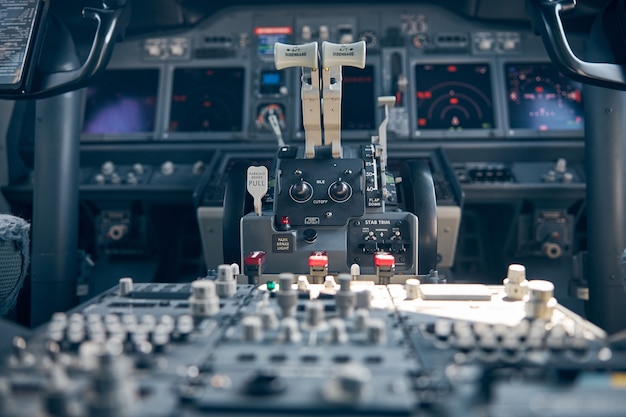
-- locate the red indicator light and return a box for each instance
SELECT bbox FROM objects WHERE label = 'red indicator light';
[535,86,544,93]
[447,65,457,73]
[245,251,266,266]
[254,26,293,35]
[374,253,395,267]
[308,251,328,267]
[449,97,459,105]
[418,118,427,127]
[203,101,212,107]
[280,216,290,225]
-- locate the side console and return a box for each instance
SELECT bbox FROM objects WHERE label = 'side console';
[234,41,436,277]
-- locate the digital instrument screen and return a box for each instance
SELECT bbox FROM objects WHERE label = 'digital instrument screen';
[83,69,159,134]
[505,63,583,131]
[0,0,48,93]
[169,67,245,132]
[255,27,292,57]
[259,70,284,95]
[342,65,376,130]
[414,63,495,130]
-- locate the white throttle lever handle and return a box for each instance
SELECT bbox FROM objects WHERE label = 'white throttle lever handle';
[320,41,366,158]
[274,42,319,70]
[274,42,321,159]
[321,41,366,69]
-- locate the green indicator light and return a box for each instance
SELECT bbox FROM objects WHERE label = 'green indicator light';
[266,281,276,291]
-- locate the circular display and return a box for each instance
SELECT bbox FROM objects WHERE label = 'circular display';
[414,63,494,130]
[505,63,583,131]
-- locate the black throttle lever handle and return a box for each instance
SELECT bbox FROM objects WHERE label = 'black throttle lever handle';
[526,0,626,90]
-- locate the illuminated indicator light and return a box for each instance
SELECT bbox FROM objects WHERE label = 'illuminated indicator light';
[203,101,212,107]
[576,116,582,123]
[309,251,328,267]
[446,65,457,73]
[266,281,276,290]
[539,125,548,131]
[535,86,544,93]
[573,90,582,103]
[449,97,459,105]
[418,118,427,127]
[280,216,290,225]
[374,253,395,267]
[254,26,293,35]
[245,251,266,266]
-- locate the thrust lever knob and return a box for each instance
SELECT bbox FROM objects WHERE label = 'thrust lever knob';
[289,181,313,202]
[328,181,352,202]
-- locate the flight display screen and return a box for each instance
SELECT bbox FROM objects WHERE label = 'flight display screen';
[414,63,495,131]
[83,69,159,134]
[505,63,583,131]
[342,65,376,130]
[0,0,48,94]
[169,67,245,132]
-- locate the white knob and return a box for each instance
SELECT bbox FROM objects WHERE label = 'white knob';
[242,316,263,342]
[161,161,175,176]
[101,161,115,175]
[192,160,205,176]
[405,279,421,300]
[323,363,371,404]
[118,277,134,297]
[133,163,144,175]
[478,38,492,51]
[170,44,184,57]
[319,25,329,40]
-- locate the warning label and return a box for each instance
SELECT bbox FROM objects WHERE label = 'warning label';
[272,234,294,253]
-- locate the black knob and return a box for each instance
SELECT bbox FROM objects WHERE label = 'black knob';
[303,228,318,243]
[328,181,352,202]
[289,181,313,202]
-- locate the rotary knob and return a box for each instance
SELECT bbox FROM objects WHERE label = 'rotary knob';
[328,181,352,203]
[289,181,313,203]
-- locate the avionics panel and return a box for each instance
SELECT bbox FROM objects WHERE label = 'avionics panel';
[168,67,246,135]
[82,69,160,139]
[75,4,586,145]
[413,62,497,139]
[294,64,378,140]
[504,62,584,136]
[0,0,48,94]
[341,65,377,131]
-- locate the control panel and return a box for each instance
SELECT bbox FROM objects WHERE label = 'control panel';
[1,264,624,417]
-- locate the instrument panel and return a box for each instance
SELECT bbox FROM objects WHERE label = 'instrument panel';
[79,3,586,143]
